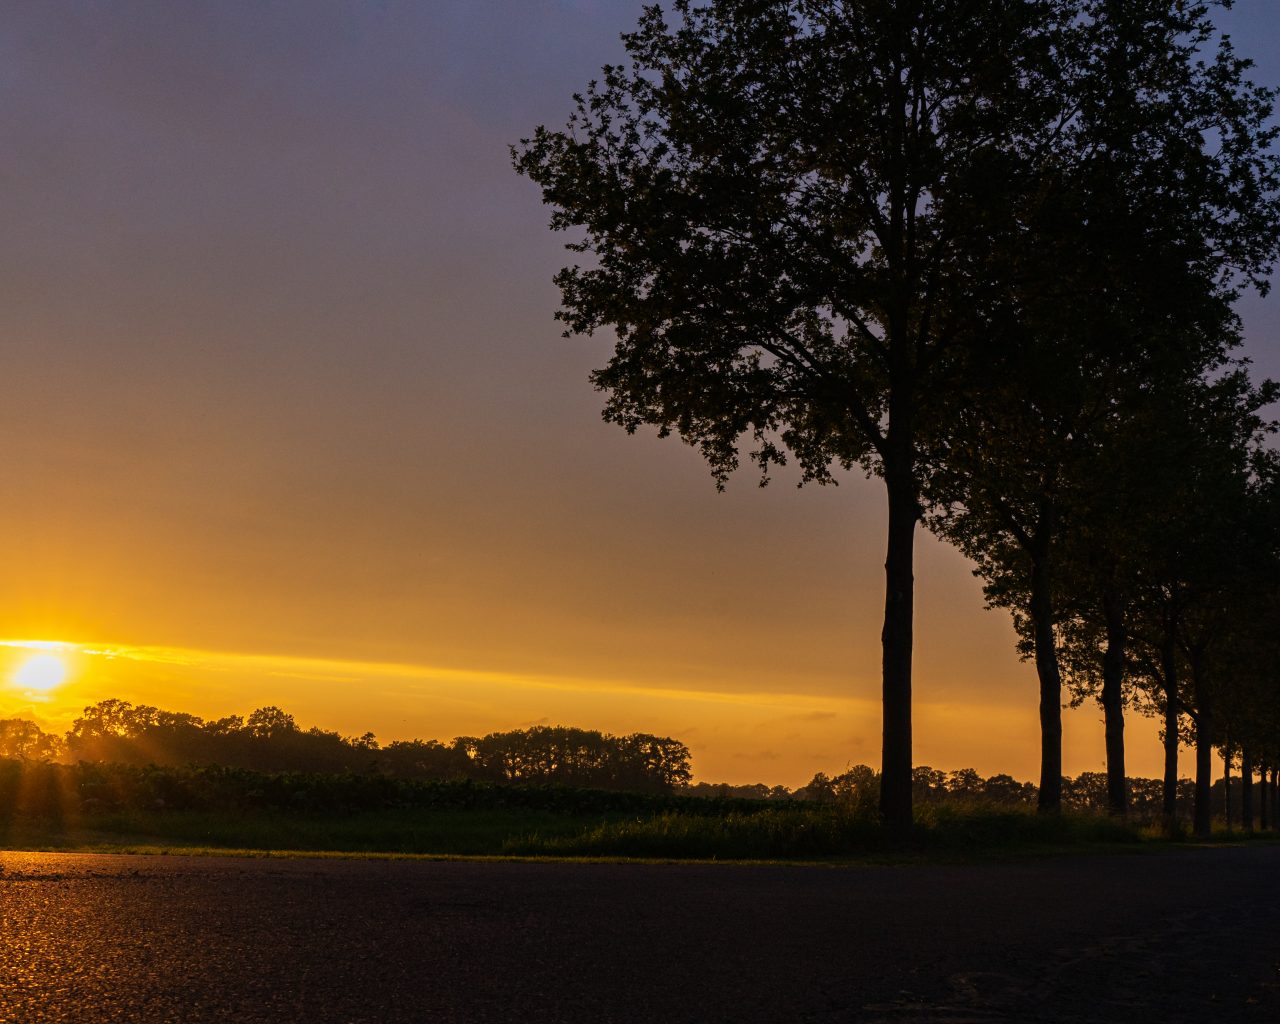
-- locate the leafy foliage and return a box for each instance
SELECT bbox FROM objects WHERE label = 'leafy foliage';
[514,0,1280,829]
[59,699,691,793]
[0,719,63,761]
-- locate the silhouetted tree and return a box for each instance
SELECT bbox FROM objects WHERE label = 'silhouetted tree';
[246,706,297,739]
[796,771,836,802]
[514,0,1280,829]
[381,739,474,780]
[925,332,1231,814]
[1052,386,1211,818]
[0,719,62,761]
[1114,378,1276,836]
[60,700,693,794]
[922,0,1280,813]
[1199,455,1280,832]
[466,725,692,792]
[512,0,1101,829]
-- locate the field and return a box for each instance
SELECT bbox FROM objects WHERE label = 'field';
[4,759,1276,861]
[0,795,1241,862]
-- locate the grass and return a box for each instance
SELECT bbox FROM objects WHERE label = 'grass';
[0,807,621,858]
[4,778,1276,865]
[1,800,1234,865]
[6,759,1275,865]
[501,802,1153,861]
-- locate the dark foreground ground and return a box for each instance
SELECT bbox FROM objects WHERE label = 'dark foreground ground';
[1,847,1277,1023]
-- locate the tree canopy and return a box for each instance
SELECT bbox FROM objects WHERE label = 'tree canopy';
[514,0,1280,826]
[53,700,693,793]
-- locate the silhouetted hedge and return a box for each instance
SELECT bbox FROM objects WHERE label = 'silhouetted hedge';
[0,759,773,820]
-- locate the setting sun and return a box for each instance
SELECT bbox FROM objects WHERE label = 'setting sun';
[13,652,69,692]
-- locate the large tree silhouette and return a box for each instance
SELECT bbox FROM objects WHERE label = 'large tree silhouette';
[1052,389,1219,818]
[923,345,1223,814]
[1115,375,1276,834]
[514,0,1279,828]
[516,0,1070,829]
[1213,460,1280,831]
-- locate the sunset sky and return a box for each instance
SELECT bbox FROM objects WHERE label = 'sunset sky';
[2,1,1278,787]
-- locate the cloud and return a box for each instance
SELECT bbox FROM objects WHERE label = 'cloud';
[0,639,80,653]
[1,637,876,714]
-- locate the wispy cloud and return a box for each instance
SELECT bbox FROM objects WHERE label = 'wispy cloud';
[0,639,81,652]
[1,637,878,715]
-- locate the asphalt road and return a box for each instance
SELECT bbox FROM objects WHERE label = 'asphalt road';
[1,846,1278,1023]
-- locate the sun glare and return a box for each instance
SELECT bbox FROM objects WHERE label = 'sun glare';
[13,653,69,692]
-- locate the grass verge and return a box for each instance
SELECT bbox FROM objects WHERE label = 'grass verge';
[7,802,1262,865]
[500,803,1152,860]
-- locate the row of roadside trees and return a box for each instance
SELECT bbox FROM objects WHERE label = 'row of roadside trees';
[514,0,1280,831]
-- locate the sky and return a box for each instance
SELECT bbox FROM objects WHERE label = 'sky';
[1,1,1277,787]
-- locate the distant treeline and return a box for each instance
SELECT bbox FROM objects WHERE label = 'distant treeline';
[4,701,1266,822]
[792,765,1231,820]
[0,754,1247,828]
[0,760,752,820]
[0,700,691,794]
[701,765,1222,821]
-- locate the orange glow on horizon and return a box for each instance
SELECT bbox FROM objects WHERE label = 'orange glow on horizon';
[0,635,1178,788]
[0,2,1273,799]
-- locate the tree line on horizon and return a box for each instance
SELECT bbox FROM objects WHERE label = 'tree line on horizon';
[794,763,1280,832]
[513,0,1280,832]
[5,701,1279,829]
[0,701,692,794]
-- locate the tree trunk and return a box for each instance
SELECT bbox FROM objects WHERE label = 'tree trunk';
[1193,666,1213,838]
[1160,636,1179,833]
[1194,722,1213,837]
[1100,590,1127,816]
[1223,745,1232,831]
[1261,764,1270,831]
[1241,750,1253,832]
[879,459,916,833]
[1029,549,1062,813]
[876,81,917,836]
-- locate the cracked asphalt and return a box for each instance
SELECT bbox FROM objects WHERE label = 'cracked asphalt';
[1,846,1278,1022]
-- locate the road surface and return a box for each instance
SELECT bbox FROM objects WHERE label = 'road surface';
[2,846,1278,1022]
